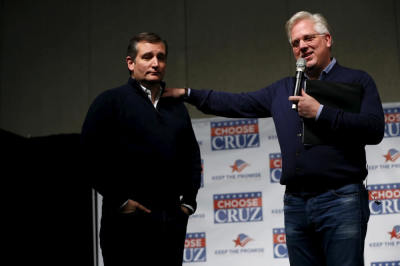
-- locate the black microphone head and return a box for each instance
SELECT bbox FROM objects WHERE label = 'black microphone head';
[296,58,306,72]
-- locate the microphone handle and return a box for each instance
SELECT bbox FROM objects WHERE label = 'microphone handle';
[291,71,303,110]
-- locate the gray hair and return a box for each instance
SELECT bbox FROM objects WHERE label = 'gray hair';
[285,11,332,44]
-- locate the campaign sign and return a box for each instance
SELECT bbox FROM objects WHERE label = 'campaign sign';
[233,233,253,247]
[273,228,288,258]
[230,159,249,173]
[211,119,260,151]
[215,233,264,256]
[388,225,400,240]
[384,107,400,138]
[369,224,400,250]
[211,159,261,182]
[213,192,263,224]
[367,148,400,172]
[269,153,282,183]
[368,183,400,215]
[383,149,400,163]
[183,232,206,263]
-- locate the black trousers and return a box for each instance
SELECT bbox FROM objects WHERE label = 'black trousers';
[100,206,189,266]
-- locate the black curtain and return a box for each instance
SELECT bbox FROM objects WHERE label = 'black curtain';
[2,129,93,266]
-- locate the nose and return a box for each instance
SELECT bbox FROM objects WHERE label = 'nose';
[151,57,159,68]
[299,39,308,51]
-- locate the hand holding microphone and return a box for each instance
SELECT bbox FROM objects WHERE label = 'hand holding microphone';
[291,58,306,110]
[289,58,320,118]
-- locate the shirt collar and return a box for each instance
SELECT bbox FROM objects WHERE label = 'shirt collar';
[140,84,162,108]
[304,57,336,80]
[322,57,336,76]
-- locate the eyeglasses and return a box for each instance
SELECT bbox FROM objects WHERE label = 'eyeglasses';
[291,34,326,48]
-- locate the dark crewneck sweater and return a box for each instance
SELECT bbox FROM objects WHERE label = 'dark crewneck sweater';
[187,62,384,190]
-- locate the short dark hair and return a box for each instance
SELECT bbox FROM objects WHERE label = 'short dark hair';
[127,32,168,60]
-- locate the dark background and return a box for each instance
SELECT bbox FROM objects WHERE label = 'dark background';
[1,0,399,137]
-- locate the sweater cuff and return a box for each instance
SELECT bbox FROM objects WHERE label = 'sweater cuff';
[181,203,195,215]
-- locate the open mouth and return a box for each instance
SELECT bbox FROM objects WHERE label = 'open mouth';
[302,52,313,61]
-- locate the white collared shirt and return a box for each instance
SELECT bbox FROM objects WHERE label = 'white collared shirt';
[140,84,162,108]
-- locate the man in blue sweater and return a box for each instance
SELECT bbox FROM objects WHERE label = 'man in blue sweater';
[81,32,202,266]
[165,11,384,266]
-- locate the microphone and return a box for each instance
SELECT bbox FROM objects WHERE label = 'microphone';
[291,58,306,110]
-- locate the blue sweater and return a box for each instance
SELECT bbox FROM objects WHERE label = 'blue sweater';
[81,78,201,213]
[188,62,384,189]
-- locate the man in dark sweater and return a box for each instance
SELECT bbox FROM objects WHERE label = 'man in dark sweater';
[81,32,201,266]
[164,11,384,266]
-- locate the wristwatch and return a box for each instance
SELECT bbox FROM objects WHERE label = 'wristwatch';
[183,88,189,100]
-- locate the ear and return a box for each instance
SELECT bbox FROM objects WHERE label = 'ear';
[324,33,332,48]
[126,56,135,72]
